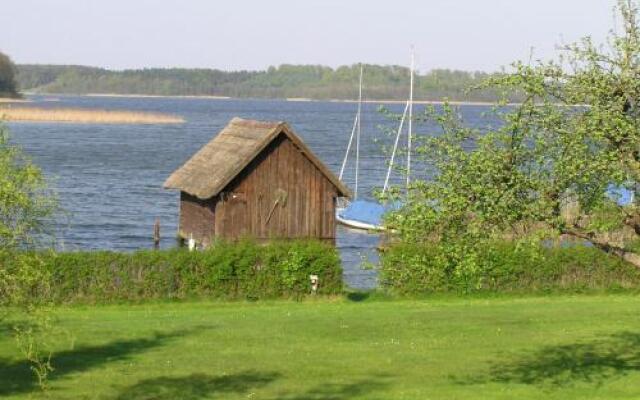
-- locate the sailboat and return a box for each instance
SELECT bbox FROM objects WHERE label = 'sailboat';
[336,52,416,231]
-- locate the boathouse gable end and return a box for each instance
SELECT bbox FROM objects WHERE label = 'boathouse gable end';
[164,117,349,245]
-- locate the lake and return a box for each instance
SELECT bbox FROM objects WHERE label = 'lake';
[7,95,493,289]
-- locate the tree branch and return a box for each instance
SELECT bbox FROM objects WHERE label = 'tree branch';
[561,226,640,268]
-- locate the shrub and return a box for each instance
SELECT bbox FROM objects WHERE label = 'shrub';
[379,241,640,295]
[11,240,342,304]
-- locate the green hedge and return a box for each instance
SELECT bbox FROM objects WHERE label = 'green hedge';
[380,242,640,294]
[7,240,342,303]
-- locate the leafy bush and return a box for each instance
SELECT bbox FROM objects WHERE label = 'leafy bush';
[7,240,342,304]
[380,241,640,295]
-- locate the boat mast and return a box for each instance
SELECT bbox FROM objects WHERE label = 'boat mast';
[382,101,409,195]
[406,49,414,189]
[338,114,358,181]
[354,63,363,200]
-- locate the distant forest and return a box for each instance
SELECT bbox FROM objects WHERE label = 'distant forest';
[16,64,506,102]
[0,52,19,98]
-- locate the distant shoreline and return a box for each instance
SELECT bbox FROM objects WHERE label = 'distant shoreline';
[85,93,232,100]
[328,98,514,106]
[22,92,511,106]
[88,93,507,106]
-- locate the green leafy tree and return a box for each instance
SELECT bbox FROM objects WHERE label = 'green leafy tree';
[0,123,57,387]
[385,0,640,274]
[0,52,19,97]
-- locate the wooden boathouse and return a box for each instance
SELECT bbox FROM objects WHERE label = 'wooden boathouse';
[164,117,350,246]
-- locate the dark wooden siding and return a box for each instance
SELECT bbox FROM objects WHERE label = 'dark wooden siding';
[178,133,338,244]
[178,192,216,245]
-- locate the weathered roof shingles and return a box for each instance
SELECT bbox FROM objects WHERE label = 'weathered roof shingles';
[164,117,350,199]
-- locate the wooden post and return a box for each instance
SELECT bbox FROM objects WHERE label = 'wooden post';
[153,218,161,250]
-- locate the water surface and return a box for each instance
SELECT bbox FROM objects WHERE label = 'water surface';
[8,95,493,289]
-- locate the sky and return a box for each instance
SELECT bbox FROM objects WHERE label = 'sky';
[0,0,616,73]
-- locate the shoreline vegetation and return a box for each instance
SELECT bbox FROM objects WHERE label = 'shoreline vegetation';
[0,106,184,124]
[0,97,29,103]
[13,92,513,106]
[16,63,509,102]
[89,92,511,106]
[85,93,232,100]
[5,241,635,306]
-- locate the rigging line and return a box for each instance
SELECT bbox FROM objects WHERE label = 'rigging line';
[382,101,410,195]
[339,113,359,180]
[355,63,363,200]
[407,48,415,189]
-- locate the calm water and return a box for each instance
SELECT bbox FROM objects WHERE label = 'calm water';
[8,95,493,289]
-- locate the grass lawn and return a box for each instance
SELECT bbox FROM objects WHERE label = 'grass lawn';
[2,294,640,399]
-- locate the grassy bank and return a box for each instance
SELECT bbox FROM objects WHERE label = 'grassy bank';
[2,295,640,399]
[0,107,183,124]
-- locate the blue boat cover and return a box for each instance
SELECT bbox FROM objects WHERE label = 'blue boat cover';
[341,187,635,226]
[607,185,635,206]
[339,200,388,226]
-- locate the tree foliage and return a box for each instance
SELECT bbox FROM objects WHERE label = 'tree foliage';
[385,0,640,274]
[16,64,504,102]
[0,124,57,387]
[0,128,56,249]
[0,124,56,305]
[0,52,19,97]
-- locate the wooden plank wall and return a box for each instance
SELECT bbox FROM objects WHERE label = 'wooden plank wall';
[178,192,216,245]
[210,133,338,240]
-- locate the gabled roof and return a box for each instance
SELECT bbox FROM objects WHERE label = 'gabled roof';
[163,117,350,199]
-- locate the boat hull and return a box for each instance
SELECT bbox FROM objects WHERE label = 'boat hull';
[336,207,384,231]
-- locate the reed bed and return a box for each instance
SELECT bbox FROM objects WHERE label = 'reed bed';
[0,106,184,124]
[0,98,28,103]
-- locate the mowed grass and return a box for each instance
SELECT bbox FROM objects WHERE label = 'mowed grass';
[2,295,640,399]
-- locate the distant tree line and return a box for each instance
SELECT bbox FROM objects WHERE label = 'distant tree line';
[16,64,508,102]
[0,52,19,98]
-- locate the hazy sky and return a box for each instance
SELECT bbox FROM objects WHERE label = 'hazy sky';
[1,0,615,72]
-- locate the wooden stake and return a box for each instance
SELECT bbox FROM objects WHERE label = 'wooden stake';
[153,218,161,249]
